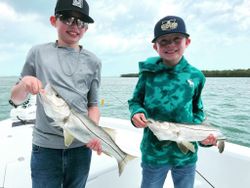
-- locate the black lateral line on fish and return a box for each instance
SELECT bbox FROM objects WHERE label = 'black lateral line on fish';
[153,121,218,132]
[175,125,226,140]
[177,125,218,132]
[71,111,125,159]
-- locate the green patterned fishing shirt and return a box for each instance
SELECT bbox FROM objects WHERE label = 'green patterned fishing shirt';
[128,56,206,166]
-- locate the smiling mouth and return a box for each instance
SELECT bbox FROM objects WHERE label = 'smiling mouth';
[165,50,177,54]
[67,31,79,37]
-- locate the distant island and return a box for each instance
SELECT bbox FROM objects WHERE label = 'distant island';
[121,69,250,77]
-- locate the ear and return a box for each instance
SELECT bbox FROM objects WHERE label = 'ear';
[153,43,158,51]
[185,37,191,47]
[50,16,57,27]
[83,25,88,32]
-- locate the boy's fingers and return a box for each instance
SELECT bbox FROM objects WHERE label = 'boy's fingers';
[39,89,46,94]
[202,134,217,145]
[87,139,102,155]
[132,114,147,128]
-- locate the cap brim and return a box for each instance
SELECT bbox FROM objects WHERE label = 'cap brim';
[152,32,189,43]
[81,15,94,23]
[55,10,94,23]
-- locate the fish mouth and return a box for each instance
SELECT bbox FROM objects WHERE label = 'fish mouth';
[146,119,153,124]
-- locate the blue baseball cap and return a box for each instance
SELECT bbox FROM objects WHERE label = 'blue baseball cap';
[152,15,189,42]
[55,0,94,23]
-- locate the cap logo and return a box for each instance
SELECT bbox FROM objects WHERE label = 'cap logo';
[72,0,83,8]
[161,19,178,31]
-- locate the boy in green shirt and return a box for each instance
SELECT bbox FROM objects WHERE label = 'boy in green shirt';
[128,15,216,188]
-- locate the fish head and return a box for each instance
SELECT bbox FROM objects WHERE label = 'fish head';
[161,122,180,138]
[147,119,177,139]
[40,84,71,122]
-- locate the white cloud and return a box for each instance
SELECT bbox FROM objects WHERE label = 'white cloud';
[0,2,56,76]
[0,2,54,44]
[0,0,250,76]
[233,0,250,30]
[0,2,40,23]
[96,4,128,21]
[192,0,232,13]
[187,0,250,33]
[156,0,182,18]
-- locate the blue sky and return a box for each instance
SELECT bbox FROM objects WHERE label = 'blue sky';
[0,0,250,77]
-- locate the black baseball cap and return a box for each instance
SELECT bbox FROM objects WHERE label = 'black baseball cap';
[152,15,189,42]
[55,0,94,23]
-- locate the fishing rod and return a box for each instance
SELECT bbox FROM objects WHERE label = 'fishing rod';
[99,86,129,107]
[195,169,215,188]
[100,87,217,188]
[0,104,10,107]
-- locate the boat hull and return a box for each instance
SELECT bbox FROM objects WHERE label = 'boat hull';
[0,117,250,188]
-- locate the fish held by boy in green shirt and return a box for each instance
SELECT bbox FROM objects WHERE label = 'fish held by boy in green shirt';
[147,119,225,154]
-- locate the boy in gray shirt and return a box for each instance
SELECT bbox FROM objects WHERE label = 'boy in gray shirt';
[9,0,102,187]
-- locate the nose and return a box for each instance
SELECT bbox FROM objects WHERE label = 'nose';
[68,19,78,28]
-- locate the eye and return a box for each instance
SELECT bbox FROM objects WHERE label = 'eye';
[76,19,87,28]
[173,37,182,43]
[158,40,168,46]
[65,17,75,25]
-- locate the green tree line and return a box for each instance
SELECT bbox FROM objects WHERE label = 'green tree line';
[121,69,250,77]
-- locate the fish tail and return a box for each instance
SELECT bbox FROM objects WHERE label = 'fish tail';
[218,140,225,153]
[118,154,137,176]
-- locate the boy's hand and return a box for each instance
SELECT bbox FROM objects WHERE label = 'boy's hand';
[21,76,43,95]
[87,138,102,155]
[132,113,147,128]
[200,134,217,146]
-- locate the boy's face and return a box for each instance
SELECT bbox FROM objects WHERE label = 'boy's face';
[153,33,190,66]
[50,11,88,47]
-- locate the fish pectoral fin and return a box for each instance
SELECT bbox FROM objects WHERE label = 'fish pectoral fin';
[177,143,189,154]
[63,129,75,147]
[177,141,195,154]
[103,127,117,141]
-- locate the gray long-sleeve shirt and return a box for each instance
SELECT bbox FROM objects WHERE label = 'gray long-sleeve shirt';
[21,42,101,149]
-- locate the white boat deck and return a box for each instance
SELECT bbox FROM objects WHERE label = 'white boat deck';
[0,117,250,188]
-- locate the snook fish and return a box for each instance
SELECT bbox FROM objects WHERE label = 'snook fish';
[147,119,226,154]
[40,84,136,176]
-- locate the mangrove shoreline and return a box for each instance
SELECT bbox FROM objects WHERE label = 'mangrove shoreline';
[121,69,250,77]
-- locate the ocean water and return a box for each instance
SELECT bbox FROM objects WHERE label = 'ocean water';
[1,77,250,148]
